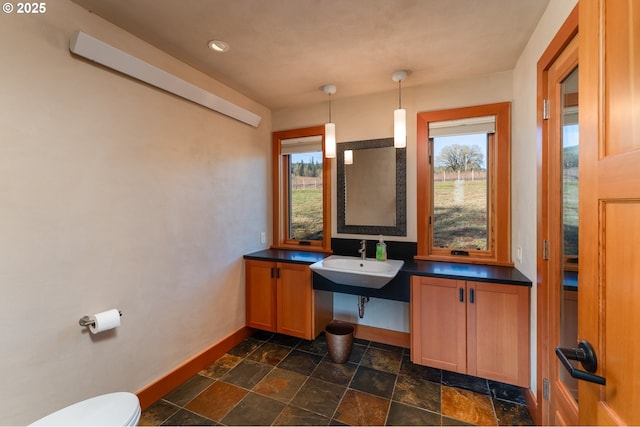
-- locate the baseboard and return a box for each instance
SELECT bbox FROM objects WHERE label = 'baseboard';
[136,326,253,410]
[347,322,411,348]
[523,386,541,425]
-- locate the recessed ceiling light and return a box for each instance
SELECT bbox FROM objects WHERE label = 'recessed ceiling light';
[208,40,230,53]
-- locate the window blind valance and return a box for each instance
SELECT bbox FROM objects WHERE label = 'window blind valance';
[280,135,323,154]
[428,115,495,138]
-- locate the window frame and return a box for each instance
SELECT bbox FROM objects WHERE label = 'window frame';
[416,102,511,265]
[272,126,331,252]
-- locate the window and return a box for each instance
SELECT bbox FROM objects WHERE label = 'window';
[417,102,511,265]
[272,126,331,252]
[432,132,489,250]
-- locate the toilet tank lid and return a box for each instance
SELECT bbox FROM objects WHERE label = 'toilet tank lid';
[30,392,141,426]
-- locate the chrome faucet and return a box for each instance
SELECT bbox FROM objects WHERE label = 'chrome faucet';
[359,239,367,260]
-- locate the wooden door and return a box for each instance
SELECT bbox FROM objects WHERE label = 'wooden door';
[548,34,580,426]
[276,262,313,339]
[245,259,277,332]
[410,276,466,373]
[579,0,640,424]
[467,281,530,387]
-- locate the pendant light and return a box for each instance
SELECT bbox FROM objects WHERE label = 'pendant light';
[392,70,408,148]
[322,84,337,158]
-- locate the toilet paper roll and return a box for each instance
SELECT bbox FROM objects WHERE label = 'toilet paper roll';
[89,309,121,334]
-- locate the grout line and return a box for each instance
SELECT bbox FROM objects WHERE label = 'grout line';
[154,399,181,426]
[384,361,401,426]
[326,340,369,423]
[178,406,217,425]
[484,378,500,425]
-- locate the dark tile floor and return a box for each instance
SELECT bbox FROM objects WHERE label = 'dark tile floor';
[140,331,534,426]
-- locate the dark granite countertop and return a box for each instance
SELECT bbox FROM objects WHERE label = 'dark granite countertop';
[243,249,531,287]
[243,249,327,265]
[401,260,531,286]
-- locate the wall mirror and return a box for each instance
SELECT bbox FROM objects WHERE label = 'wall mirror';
[337,137,406,236]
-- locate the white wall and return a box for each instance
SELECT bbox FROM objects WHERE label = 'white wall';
[511,0,578,395]
[274,72,513,332]
[0,2,270,424]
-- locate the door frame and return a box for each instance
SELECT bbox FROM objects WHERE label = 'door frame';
[535,5,579,425]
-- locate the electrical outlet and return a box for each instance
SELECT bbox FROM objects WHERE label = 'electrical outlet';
[260,231,266,244]
[516,246,523,264]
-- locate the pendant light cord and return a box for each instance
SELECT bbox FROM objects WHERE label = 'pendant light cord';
[398,80,402,109]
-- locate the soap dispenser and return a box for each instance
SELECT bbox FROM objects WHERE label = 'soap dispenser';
[376,236,387,261]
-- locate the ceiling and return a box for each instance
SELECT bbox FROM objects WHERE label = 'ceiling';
[71,0,549,110]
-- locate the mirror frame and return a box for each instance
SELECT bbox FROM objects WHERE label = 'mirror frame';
[337,137,406,236]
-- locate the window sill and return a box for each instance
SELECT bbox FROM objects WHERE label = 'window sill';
[271,244,332,254]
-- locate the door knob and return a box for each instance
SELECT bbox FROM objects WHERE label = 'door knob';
[555,340,606,385]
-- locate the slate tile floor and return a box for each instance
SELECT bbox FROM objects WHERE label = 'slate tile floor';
[140,331,534,426]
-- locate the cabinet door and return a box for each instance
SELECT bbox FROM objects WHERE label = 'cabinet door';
[467,281,530,387]
[245,259,277,332]
[277,262,313,339]
[411,276,467,373]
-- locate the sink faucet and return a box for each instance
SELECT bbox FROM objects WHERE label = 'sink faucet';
[359,239,367,260]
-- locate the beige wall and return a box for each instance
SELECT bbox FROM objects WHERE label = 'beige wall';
[274,73,512,333]
[274,70,513,244]
[0,2,270,424]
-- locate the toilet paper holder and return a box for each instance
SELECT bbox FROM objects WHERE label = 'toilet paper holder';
[79,310,123,327]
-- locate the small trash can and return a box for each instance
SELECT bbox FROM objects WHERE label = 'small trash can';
[325,321,354,364]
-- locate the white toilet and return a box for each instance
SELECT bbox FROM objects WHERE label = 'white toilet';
[30,392,141,426]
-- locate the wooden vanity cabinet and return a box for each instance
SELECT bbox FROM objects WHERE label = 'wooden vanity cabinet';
[411,277,467,372]
[245,259,278,332]
[245,259,332,340]
[410,276,530,387]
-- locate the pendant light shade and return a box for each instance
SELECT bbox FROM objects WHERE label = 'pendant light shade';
[322,84,337,158]
[392,70,408,148]
[394,108,406,148]
[325,122,336,158]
